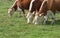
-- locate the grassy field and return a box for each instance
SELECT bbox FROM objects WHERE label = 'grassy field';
[0,0,60,38]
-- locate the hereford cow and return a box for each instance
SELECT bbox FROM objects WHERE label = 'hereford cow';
[33,0,60,25]
[8,0,31,17]
[26,0,44,23]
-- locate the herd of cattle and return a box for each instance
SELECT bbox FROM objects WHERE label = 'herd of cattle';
[8,0,60,25]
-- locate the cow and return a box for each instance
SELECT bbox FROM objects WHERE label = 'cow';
[8,0,31,17]
[33,0,60,25]
[26,0,44,23]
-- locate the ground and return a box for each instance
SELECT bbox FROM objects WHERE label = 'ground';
[0,0,60,38]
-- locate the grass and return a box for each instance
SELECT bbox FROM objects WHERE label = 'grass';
[0,0,60,38]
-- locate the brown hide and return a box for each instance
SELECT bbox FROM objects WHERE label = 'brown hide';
[17,0,31,9]
[12,0,31,11]
[9,0,32,17]
[29,0,43,12]
[38,1,48,16]
[38,0,60,16]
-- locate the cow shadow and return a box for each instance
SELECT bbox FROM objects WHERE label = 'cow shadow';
[54,20,60,25]
[46,20,60,25]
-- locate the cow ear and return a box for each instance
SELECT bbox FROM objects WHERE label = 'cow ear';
[32,11,35,15]
[35,12,38,16]
[39,13,43,16]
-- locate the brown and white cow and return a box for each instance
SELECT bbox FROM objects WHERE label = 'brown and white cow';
[26,0,44,23]
[34,0,60,24]
[8,0,31,17]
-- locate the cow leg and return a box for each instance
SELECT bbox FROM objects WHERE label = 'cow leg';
[33,15,43,25]
[43,15,48,24]
[51,12,55,24]
[17,7,22,17]
[22,9,26,17]
[47,10,55,24]
[33,12,43,25]
[26,0,35,23]
[8,8,15,17]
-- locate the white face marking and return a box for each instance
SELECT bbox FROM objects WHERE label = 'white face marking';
[8,8,12,14]
[33,12,43,25]
[26,12,33,23]
[8,0,18,17]
[8,8,15,17]
[11,0,18,8]
[26,11,35,23]
[27,0,35,23]
[39,0,46,11]
[33,15,39,24]
[29,0,35,11]
[33,15,43,25]
[8,9,12,17]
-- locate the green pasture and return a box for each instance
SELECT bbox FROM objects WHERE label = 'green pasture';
[0,0,60,38]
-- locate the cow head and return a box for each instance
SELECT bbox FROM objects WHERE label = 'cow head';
[33,0,48,25]
[26,11,35,24]
[33,11,44,25]
[8,8,15,17]
[26,0,35,24]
